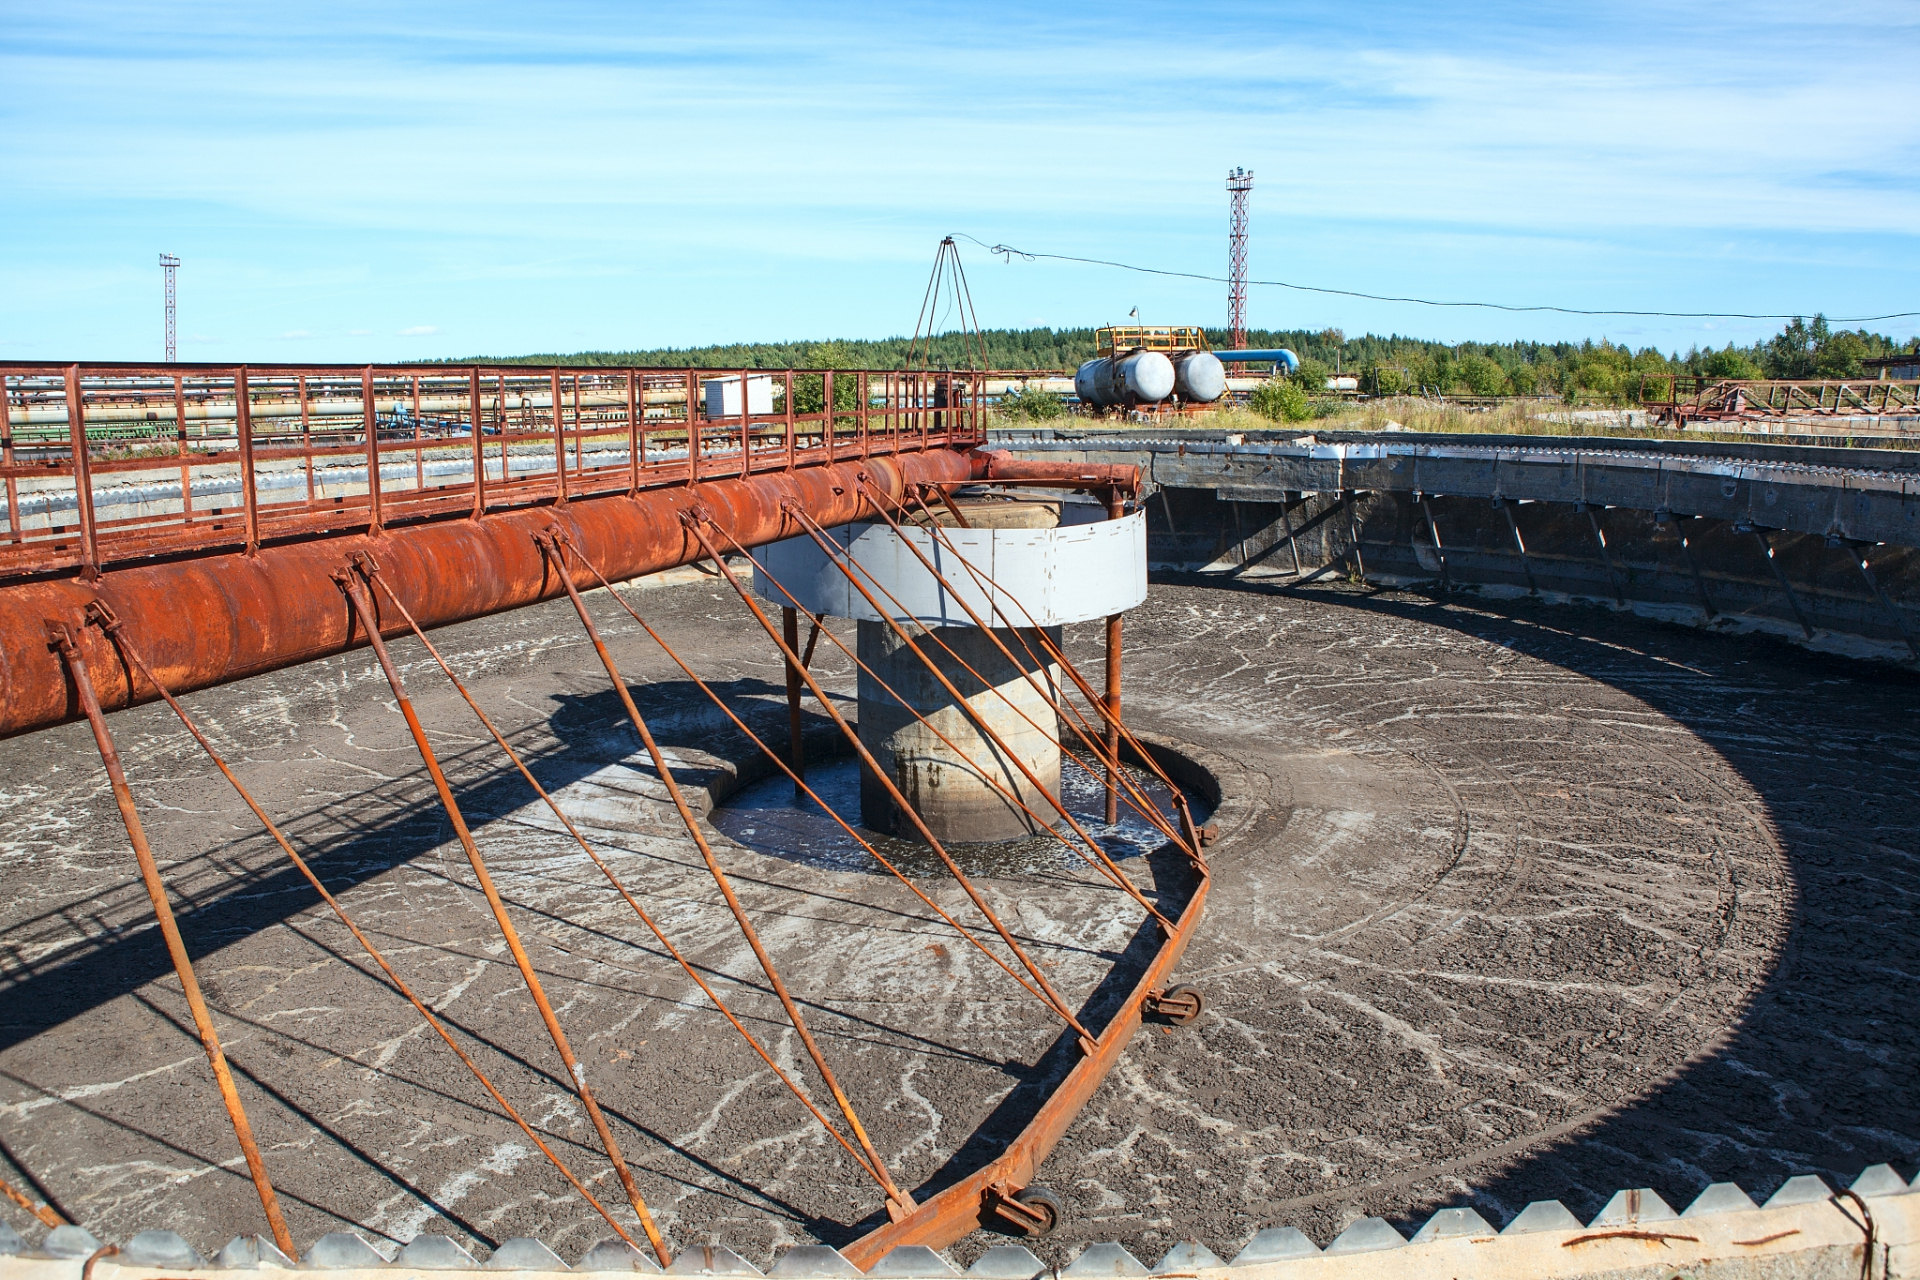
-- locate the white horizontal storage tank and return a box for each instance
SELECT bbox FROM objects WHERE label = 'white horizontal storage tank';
[1074,352,1177,407]
[702,374,775,418]
[1173,352,1226,403]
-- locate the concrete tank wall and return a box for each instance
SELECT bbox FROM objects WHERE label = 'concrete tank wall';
[855,621,1063,843]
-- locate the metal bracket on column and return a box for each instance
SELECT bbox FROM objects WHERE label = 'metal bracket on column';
[1744,523,1814,640]
[1846,540,1919,659]
[1492,497,1536,595]
[1417,493,1449,592]
[1575,502,1624,607]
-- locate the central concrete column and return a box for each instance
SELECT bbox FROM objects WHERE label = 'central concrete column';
[857,622,1062,844]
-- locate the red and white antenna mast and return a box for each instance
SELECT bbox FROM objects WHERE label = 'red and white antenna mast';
[159,254,180,362]
[1226,169,1252,359]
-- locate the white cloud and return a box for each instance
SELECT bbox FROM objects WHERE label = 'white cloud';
[397,325,437,336]
[280,329,313,339]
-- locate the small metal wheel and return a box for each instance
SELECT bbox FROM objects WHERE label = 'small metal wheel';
[1013,1186,1064,1237]
[1150,984,1205,1026]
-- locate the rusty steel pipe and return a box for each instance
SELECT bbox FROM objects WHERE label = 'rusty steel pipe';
[0,451,974,741]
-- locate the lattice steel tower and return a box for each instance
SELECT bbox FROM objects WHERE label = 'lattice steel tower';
[1226,169,1253,351]
[159,254,180,362]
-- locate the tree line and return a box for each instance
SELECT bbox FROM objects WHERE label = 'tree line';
[465,315,1918,404]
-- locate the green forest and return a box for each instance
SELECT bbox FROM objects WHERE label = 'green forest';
[472,315,1918,403]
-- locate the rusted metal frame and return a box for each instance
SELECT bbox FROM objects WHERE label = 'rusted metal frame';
[296,375,315,511]
[685,370,700,486]
[737,367,752,480]
[495,371,509,492]
[469,370,487,517]
[531,534,915,1221]
[1581,504,1624,606]
[784,370,796,471]
[361,566,892,1209]
[858,371,870,459]
[562,536,1062,1017]
[888,484,1182,837]
[1752,528,1814,639]
[46,622,295,1255]
[549,369,568,505]
[1846,540,1919,659]
[409,374,424,494]
[691,516,1100,1049]
[362,366,383,534]
[233,368,261,555]
[785,504,1181,920]
[841,852,1210,1264]
[1103,489,1124,824]
[84,606,648,1259]
[889,488,1195,850]
[1418,495,1449,591]
[62,366,100,576]
[626,372,640,497]
[0,1171,63,1229]
[332,565,671,1261]
[1,374,19,545]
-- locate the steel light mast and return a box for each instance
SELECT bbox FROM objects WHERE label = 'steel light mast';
[159,254,180,362]
[1226,169,1252,373]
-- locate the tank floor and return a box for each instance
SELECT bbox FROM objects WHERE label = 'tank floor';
[0,575,1913,1263]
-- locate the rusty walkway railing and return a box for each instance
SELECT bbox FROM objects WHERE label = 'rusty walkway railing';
[0,363,990,581]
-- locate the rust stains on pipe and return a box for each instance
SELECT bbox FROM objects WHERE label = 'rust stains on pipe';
[0,451,970,740]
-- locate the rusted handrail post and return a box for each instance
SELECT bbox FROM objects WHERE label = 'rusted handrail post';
[62,366,99,576]
[331,563,671,1264]
[550,369,568,505]
[2,373,22,546]
[1103,487,1124,824]
[235,367,259,555]
[362,366,383,535]
[626,370,640,496]
[47,622,294,1256]
[469,369,486,516]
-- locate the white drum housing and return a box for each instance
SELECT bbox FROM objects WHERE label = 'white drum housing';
[755,513,1147,842]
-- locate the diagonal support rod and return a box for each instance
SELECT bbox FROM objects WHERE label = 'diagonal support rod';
[332,563,671,1263]
[685,514,1099,1051]
[85,603,647,1255]
[359,567,893,1199]
[551,534,1063,1021]
[785,503,1177,928]
[532,533,915,1220]
[46,622,295,1257]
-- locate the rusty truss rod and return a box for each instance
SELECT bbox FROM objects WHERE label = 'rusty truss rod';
[685,514,1098,1051]
[550,531,1065,1023]
[334,562,672,1264]
[82,602,645,1255]
[781,504,1175,930]
[365,550,897,1200]
[46,622,296,1257]
[865,483,1194,853]
[534,532,915,1221]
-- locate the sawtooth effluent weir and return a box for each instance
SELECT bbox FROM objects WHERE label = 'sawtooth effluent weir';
[0,363,1916,1280]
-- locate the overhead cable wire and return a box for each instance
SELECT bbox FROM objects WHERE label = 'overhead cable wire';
[950,233,1920,323]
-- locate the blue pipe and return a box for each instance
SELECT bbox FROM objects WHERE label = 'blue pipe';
[1212,349,1299,374]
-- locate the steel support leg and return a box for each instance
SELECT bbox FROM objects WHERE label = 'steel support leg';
[1753,529,1814,639]
[1347,491,1367,581]
[1280,495,1304,576]
[1849,542,1919,659]
[782,605,806,795]
[1419,496,1450,592]
[1585,507,1625,606]
[1497,499,1536,594]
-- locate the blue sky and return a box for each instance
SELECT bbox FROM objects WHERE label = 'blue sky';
[2,0,1915,362]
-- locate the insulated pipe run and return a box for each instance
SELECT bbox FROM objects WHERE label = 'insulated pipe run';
[0,451,973,740]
